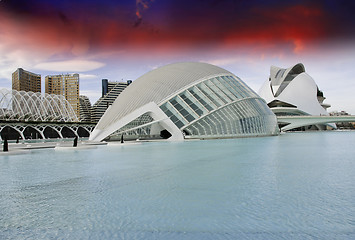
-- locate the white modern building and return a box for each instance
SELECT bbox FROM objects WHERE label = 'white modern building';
[89,62,279,142]
[258,63,334,130]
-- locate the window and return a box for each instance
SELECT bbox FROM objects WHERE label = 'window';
[179,92,205,116]
[188,88,214,111]
[169,98,196,122]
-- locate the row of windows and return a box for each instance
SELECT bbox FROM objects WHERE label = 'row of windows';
[159,75,259,129]
[46,86,79,89]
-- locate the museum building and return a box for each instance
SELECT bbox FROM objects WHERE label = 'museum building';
[89,62,279,141]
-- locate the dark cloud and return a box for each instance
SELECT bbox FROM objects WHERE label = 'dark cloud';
[1,0,354,54]
[134,17,142,28]
[58,12,70,25]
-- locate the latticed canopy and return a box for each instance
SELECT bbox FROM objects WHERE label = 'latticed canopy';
[0,88,78,122]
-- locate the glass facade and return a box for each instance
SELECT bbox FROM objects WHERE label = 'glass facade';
[159,75,278,138]
[90,62,280,142]
[111,113,154,137]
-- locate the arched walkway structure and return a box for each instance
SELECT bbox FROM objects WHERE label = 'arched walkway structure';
[0,88,78,122]
[277,115,355,131]
[0,122,95,140]
[0,88,95,140]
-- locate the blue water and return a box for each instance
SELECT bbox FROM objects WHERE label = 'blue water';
[1,132,354,239]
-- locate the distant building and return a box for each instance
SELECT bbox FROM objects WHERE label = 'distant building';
[12,68,41,93]
[45,73,80,120]
[79,95,92,122]
[91,79,130,123]
[330,111,349,116]
[330,111,354,129]
[102,79,109,97]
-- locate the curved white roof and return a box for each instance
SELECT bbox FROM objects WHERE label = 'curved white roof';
[258,63,328,116]
[95,62,234,130]
[270,63,305,91]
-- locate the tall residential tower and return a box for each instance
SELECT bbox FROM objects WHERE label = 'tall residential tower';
[12,68,41,92]
[45,73,80,119]
[91,79,130,123]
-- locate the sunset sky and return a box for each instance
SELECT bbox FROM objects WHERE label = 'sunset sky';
[1,0,355,113]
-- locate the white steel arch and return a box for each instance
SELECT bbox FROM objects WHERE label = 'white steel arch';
[0,89,79,122]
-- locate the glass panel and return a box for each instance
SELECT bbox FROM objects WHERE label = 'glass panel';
[200,119,213,135]
[187,125,199,135]
[226,76,248,98]
[160,102,187,128]
[207,113,222,134]
[180,92,205,116]
[226,107,239,134]
[191,122,205,135]
[178,96,276,138]
[170,97,197,123]
[204,117,218,135]
[196,82,223,107]
[219,108,234,133]
[160,104,173,117]
[171,116,185,128]
[212,77,236,101]
[188,87,215,111]
[218,76,241,99]
[234,76,258,97]
[204,80,229,104]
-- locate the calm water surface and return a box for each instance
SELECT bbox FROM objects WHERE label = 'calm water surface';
[1,131,354,239]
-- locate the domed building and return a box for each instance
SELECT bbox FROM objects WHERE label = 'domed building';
[258,63,334,130]
[89,62,279,141]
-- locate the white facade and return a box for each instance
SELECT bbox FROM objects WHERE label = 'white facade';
[259,63,331,115]
[258,63,335,130]
[90,62,279,141]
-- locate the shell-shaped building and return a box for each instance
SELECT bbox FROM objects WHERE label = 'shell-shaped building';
[89,62,279,141]
[258,63,334,130]
[258,63,330,116]
[0,88,78,122]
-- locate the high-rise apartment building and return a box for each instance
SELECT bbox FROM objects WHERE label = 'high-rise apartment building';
[91,79,130,123]
[79,95,92,122]
[45,73,80,119]
[12,68,41,92]
[101,79,131,97]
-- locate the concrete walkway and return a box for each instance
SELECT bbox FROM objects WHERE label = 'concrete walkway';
[277,115,355,131]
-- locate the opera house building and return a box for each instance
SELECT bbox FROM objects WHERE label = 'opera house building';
[258,63,334,130]
[89,62,279,141]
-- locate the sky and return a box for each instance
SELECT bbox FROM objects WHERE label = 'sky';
[0,0,355,114]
